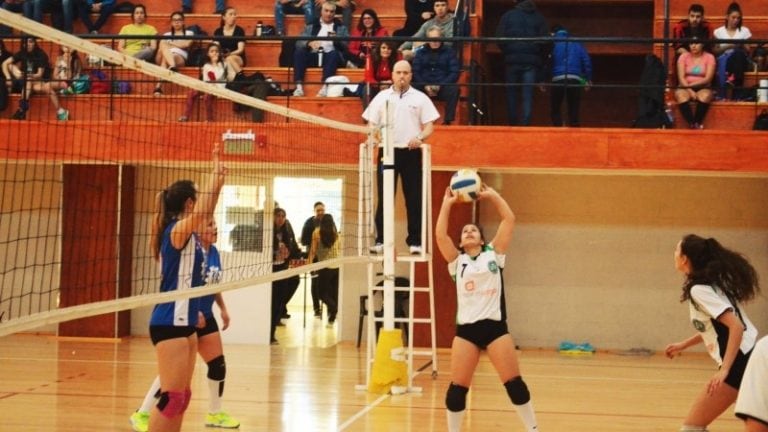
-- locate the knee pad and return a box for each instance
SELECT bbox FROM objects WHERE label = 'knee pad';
[445,383,469,412]
[206,355,226,381]
[156,390,188,418]
[504,376,531,405]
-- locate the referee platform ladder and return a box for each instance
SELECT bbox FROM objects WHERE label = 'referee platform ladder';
[356,142,438,392]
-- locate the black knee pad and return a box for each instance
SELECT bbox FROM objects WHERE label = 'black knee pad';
[207,355,226,381]
[445,383,469,412]
[504,376,530,405]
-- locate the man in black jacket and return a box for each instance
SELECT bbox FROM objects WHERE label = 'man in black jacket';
[271,207,302,344]
[412,26,460,125]
[495,0,548,126]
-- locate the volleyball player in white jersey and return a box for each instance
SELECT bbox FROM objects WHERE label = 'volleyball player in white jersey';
[666,234,760,432]
[736,335,768,432]
[435,184,539,432]
[145,144,226,432]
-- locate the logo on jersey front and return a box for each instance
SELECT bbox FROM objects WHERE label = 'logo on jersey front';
[464,280,476,292]
[487,261,499,274]
[692,319,706,332]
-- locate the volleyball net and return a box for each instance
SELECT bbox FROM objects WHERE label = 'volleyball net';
[0,10,374,336]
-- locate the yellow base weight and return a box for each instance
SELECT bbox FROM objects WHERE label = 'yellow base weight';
[368,329,408,394]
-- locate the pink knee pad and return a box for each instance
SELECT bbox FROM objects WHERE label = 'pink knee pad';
[157,390,188,418]
[183,388,192,411]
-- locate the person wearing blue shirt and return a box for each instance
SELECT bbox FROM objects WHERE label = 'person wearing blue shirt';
[548,25,592,127]
[144,144,226,432]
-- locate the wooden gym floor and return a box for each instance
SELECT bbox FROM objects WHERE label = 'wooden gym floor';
[0,305,747,431]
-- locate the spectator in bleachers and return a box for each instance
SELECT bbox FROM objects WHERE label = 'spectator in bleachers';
[292,1,348,97]
[179,43,226,122]
[712,2,752,100]
[412,26,459,125]
[274,0,315,37]
[117,4,157,62]
[347,9,388,68]
[674,35,715,129]
[0,0,25,35]
[2,36,70,120]
[356,39,401,106]
[24,0,74,33]
[182,0,226,15]
[153,11,193,95]
[495,0,548,126]
[213,7,246,82]
[399,0,453,61]
[315,0,353,31]
[548,24,592,127]
[51,44,82,94]
[673,4,711,57]
[753,46,767,72]
[393,0,435,37]
[75,0,117,35]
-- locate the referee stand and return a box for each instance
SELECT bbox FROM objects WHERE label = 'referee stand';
[356,116,438,394]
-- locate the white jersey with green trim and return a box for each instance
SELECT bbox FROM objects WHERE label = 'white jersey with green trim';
[449,244,505,325]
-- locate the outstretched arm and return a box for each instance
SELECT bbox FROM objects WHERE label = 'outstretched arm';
[435,187,459,263]
[171,143,227,249]
[482,185,515,253]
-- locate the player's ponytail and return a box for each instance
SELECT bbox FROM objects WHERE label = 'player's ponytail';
[150,180,197,260]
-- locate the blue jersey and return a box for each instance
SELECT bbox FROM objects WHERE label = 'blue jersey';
[199,245,222,318]
[150,220,206,327]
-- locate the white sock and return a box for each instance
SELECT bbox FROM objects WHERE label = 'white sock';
[297,83,304,91]
[57,108,65,114]
[446,409,465,432]
[513,401,539,431]
[138,376,161,413]
[208,378,223,413]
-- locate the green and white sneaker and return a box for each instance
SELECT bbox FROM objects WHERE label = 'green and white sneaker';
[205,411,240,428]
[129,410,149,432]
[56,109,69,121]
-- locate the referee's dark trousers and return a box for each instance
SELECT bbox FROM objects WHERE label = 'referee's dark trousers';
[375,147,423,247]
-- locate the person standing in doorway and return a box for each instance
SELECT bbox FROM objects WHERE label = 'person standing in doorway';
[301,201,325,318]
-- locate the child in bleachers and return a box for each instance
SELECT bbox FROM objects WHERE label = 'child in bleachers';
[178,43,226,122]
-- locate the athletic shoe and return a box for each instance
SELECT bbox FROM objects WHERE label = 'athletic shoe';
[369,243,383,254]
[129,411,149,432]
[57,109,69,121]
[409,245,422,255]
[11,109,26,120]
[292,88,304,97]
[206,411,241,428]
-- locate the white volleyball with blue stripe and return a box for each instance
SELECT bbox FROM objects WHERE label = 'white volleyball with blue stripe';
[450,169,482,202]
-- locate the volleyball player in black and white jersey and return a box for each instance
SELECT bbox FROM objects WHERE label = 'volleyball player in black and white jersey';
[435,184,539,432]
[666,234,760,432]
[736,335,768,432]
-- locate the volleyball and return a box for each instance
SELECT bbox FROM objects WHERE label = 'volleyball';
[450,169,482,202]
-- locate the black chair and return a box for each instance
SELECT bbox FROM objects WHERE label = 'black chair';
[357,277,410,348]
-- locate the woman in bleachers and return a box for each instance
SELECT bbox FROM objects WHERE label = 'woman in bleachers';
[117,4,157,62]
[153,11,193,95]
[356,40,401,107]
[52,45,83,94]
[178,43,226,122]
[675,35,715,129]
[712,2,753,100]
[2,36,70,121]
[213,7,246,82]
[347,9,388,68]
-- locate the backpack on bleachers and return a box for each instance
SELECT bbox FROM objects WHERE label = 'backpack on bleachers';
[632,54,671,129]
[186,25,209,67]
[754,109,768,131]
[279,40,295,67]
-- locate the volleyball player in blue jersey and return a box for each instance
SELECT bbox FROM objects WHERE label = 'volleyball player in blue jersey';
[145,144,226,432]
[435,184,539,432]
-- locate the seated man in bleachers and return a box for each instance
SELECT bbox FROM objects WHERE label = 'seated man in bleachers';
[672,3,711,57]
[315,0,353,31]
[24,0,75,33]
[412,26,459,125]
[292,0,348,97]
[75,0,117,34]
[275,0,315,36]
[399,0,454,61]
